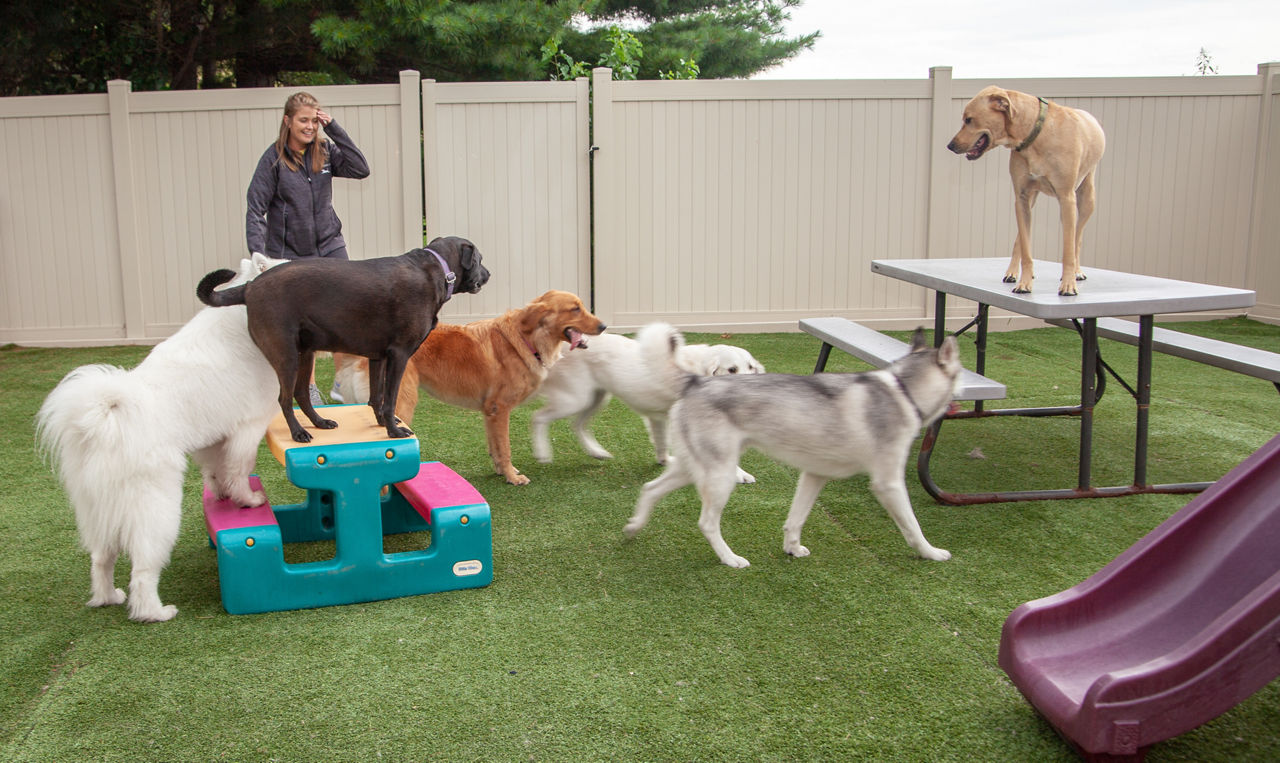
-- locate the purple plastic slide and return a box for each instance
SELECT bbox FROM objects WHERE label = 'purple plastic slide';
[999,433,1280,761]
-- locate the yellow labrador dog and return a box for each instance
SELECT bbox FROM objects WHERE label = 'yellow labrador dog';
[947,86,1105,296]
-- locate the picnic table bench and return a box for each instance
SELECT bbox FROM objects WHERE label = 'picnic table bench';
[1046,317,1280,393]
[798,316,1006,402]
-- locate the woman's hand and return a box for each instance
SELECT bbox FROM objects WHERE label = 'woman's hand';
[316,109,332,127]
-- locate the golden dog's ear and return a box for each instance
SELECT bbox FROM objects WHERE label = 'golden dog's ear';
[988,91,1011,114]
[520,301,551,333]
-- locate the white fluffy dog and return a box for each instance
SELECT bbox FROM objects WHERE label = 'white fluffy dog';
[36,253,284,623]
[531,322,764,478]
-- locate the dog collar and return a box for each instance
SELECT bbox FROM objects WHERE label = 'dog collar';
[1015,97,1049,152]
[522,336,543,365]
[425,247,457,298]
[890,372,926,422]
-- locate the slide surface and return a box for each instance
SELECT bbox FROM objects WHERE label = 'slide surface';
[999,434,1280,760]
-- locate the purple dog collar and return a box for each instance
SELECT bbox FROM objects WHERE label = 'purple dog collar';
[425,247,457,298]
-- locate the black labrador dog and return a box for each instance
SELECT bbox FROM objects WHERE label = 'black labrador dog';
[197,236,490,441]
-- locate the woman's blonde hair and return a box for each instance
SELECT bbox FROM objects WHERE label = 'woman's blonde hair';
[276,91,329,174]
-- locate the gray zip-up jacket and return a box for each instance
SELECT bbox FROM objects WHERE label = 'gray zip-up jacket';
[245,119,370,258]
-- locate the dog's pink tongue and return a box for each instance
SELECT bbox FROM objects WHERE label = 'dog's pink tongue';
[568,328,587,349]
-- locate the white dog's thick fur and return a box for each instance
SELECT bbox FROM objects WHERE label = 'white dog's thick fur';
[531,322,765,474]
[36,253,284,623]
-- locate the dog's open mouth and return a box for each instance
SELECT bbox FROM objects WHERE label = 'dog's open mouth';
[565,327,588,350]
[966,134,989,160]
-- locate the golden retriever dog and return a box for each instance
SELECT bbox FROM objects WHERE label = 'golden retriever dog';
[334,290,605,485]
[947,86,1105,296]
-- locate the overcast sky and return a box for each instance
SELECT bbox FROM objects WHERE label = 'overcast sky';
[753,0,1280,80]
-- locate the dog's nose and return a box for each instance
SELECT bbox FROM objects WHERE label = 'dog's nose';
[597,322,608,333]
[946,139,961,153]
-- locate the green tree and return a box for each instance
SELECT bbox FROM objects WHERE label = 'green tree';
[0,2,168,96]
[0,0,320,95]
[543,25,647,81]
[567,1,815,80]
[307,0,590,83]
[0,0,815,94]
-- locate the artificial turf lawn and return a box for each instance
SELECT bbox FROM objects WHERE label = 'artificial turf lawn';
[2,319,1278,761]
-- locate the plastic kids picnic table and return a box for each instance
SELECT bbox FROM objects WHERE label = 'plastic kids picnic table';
[202,404,492,615]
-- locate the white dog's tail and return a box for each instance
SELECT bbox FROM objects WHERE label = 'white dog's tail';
[37,365,133,475]
[636,322,693,393]
[35,365,170,544]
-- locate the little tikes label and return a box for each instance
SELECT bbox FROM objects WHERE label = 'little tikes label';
[453,560,484,577]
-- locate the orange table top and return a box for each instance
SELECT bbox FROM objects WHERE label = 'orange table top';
[265,404,417,465]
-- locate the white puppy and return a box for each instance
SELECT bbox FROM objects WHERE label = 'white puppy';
[531,323,764,480]
[36,253,285,623]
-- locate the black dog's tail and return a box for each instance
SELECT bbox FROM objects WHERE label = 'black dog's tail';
[196,269,245,306]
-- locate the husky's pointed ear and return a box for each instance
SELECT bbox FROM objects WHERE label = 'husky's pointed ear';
[939,335,959,363]
[910,327,928,352]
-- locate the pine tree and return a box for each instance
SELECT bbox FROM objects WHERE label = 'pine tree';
[309,0,815,82]
[0,0,817,93]
[308,0,590,83]
[571,1,816,80]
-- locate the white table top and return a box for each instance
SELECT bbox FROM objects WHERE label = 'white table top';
[871,258,1255,320]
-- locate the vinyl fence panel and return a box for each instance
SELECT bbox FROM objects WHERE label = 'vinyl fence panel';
[2,65,1277,346]
[422,79,591,322]
[0,93,125,344]
[0,73,421,344]
[592,74,935,330]
[594,68,1279,331]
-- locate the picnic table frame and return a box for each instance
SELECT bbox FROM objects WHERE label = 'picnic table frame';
[870,258,1256,505]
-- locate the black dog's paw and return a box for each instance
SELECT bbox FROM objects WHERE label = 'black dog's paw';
[386,425,414,438]
[317,418,338,430]
[290,428,314,443]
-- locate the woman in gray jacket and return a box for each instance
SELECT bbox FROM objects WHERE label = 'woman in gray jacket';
[246,91,370,403]
[246,91,370,260]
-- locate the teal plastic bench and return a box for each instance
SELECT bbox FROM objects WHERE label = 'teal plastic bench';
[203,453,492,616]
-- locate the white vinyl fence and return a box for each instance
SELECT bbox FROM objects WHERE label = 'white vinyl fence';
[1,63,1277,345]
[592,65,1280,330]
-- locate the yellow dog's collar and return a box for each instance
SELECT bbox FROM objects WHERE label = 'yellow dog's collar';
[1015,97,1049,152]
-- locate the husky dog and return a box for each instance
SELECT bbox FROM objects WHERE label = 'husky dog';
[625,329,961,568]
[531,322,765,470]
[36,253,286,623]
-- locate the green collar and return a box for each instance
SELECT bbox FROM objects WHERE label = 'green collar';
[1015,97,1049,152]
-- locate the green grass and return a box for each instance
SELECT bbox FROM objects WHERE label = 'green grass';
[2,319,1278,761]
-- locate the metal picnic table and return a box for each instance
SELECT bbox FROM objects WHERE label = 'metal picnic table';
[870,257,1256,504]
